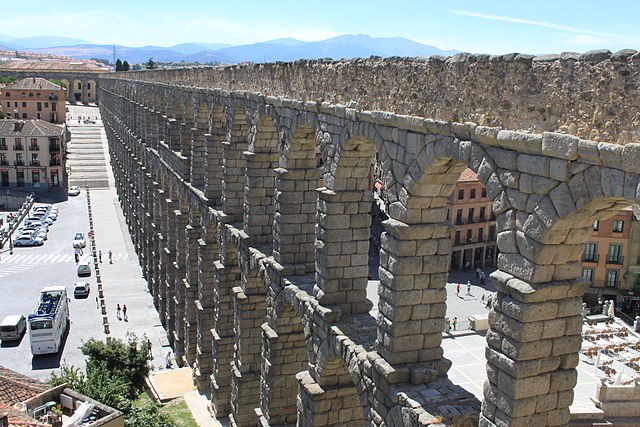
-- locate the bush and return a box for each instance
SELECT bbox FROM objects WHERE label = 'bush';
[125,402,176,427]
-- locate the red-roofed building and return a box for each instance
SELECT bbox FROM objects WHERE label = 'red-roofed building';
[447,168,497,270]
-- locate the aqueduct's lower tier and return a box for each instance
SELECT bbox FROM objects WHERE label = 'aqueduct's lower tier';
[98,72,640,426]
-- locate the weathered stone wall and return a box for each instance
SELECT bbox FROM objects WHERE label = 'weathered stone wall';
[114,49,640,143]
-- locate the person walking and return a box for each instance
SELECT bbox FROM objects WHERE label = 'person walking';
[109,249,113,264]
[467,280,472,295]
[481,294,486,304]
[165,351,173,369]
[95,296,99,308]
[74,251,79,263]
[480,271,486,286]
[122,304,128,321]
[453,317,458,331]
[456,283,460,296]
[485,295,492,309]
[98,250,102,263]
[476,267,481,279]
[116,304,122,320]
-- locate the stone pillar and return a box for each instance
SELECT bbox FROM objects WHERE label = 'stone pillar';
[243,150,278,244]
[168,118,180,151]
[184,223,200,367]
[190,128,206,189]
[204,106,225,204]
[163,198,176,344]
[375,218,452,374]
[273,166,321,273]
[81,80,88,104]
[295,370,365,427]
[314,188,373,314]
[173,209,189,366]
[480,272,587,427]
[222,111,248,221]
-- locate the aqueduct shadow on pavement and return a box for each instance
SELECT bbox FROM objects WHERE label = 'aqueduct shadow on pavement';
[98,50,640,426]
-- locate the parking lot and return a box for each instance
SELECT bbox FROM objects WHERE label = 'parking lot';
[0,192,104,381]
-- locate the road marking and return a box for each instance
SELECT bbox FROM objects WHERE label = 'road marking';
[0,252,131,264]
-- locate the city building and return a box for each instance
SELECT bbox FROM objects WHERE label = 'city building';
[0,119,67,192]
[1,77,66,123]
[0,365,123,426]
[580,208,634,300]
[447,168,498,270]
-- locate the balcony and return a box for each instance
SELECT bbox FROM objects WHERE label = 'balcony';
[30,160,40,167]
[586,279,620,289]
[29,144,39,151]
[582,254,599,263]
[13,144,23,150]
[50,158,61,166]
[607,255,624,265]
[0,159,8,166]
[49,143,61,152]
[14,160,24,166]
[0,144,7,151]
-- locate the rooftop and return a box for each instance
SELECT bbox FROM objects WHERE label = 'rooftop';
[458,168,479,182]
[0,366,51,427]
[0,120,63,137]
[3,78,64,92]
[0,61,108,73]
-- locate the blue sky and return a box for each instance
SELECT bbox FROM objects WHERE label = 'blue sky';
[2,1,639,53]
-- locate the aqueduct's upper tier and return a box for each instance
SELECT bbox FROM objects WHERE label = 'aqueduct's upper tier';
[113,49,640,144]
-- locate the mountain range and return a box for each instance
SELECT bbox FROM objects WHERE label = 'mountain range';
[0,34,458,64]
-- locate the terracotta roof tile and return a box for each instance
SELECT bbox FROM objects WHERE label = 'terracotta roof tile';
[0,120,64,137]
[458,168,478,182]
[3,78,63,91]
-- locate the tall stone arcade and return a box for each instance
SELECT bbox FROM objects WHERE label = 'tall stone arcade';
[98,51,640,426]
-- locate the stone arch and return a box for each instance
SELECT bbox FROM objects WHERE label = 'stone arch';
[244,114,279,244]
[260,302,310,426]
[314,135,377,314]
[72,79,82,102]
[273,124,321,271]
[204,104,227,203]
[222,108,249,222]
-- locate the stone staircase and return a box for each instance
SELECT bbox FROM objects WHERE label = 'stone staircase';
[66,124,110,189]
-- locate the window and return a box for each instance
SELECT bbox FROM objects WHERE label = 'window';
[4,93,8,97]
[466,229,473,243]
[470,188,476,199]
[592,220,599,230]
[37,102,42,111]
[479,207,486,221]
[488,225,496,241]
[77,82,82,90]
[44,102,49,108]
[21,102,26,108]
[454,230,461,245]
[605,269,619,288]
[0,153,6,164]
[87,83,91,89]
[28,92,33,97]
[481,188,487,198]
[32,170,40,187]
[6,102,9,107]
[478,228,484,242]
[468,207,475,223]
[22,113,27,119]
[613,220,623,233]
[458,189,464,200]
[608,244,623,264]
[15,153,23,164]
[582,267,594,281]
[455,209,463,225]
[31,153,39,165]
[16,170,24,187]
[583,243,598,262]
[51,102,56,112]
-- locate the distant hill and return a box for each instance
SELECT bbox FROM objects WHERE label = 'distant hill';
[0,34,90,49]
[10,33,458,64]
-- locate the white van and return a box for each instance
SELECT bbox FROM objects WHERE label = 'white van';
[0,315,26,341]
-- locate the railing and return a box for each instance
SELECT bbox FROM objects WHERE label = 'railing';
[589,280,620,289]
[50,159,61,166]
[606,256,624,265]
[0,144,7,150]
[30,160,40,166]
[582,254,599,263]
[29,145,39,151]
[14,160,24,166]
[455,216,496,225]
[0,160,8,166]
[13,144,23,150]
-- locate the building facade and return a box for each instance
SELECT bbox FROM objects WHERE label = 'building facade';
[1,77,66,123]
[0,120,66,192]
[448,168,498,270]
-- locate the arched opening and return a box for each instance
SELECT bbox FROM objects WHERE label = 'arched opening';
[244,114,279,244]
[260,304,309,426]
[72,79,82,103]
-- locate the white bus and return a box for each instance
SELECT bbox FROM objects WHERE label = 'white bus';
[28,286,69,355]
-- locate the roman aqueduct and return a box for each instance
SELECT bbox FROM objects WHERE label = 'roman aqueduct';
[97,50,640,426]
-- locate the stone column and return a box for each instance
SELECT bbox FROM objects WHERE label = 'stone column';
[204,106,225,204]
[221,111,248,221]
[167,119,181,151]
[163,197,176,344]
[184,223,200,367]
[273,166,321,273]
[173,209,189,365]
[243,150,278,244]
[314,188,373,314]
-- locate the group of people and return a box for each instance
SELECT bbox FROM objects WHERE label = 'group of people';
[116,304,128,321]
[74,247,114,264]
[97,249,114,264]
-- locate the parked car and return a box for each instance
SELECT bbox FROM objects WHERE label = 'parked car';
[18,229,47,241]
[24,218,48,229]
[73,232,86,248]
[0,315,26,341]
[68,186,81,196]
[77,261,91,277]
[47,212,58,221]
[13,235,44,246]
[73,282,90,297]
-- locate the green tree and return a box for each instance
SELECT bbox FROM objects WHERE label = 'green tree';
[125,402,176,427]
[115,59,123,72]
[0,75,17,84]
[48,79,67,88]
[145,58,156,69]
[122,61,130,71]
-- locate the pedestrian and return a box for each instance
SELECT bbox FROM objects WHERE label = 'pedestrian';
[453,317,458,331]
[467,280,472,295]
[74,252,79,263]
[109,249,113,264]
[481,294,486,303]
[486,295,492,309]
[165,351,173,369]
[481,271,486,285]
[123,304,128,321]
[147,340,153,358]
[476,267,481,278]
[456,283,460,296]
[78,246,83,256]
[98,250,102,263]
[95,296,99,308]
[116,304,121,320]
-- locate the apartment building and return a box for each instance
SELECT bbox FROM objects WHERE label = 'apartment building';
[447,168,498,270]
[1,77,66,123]
[0,119,66,191]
